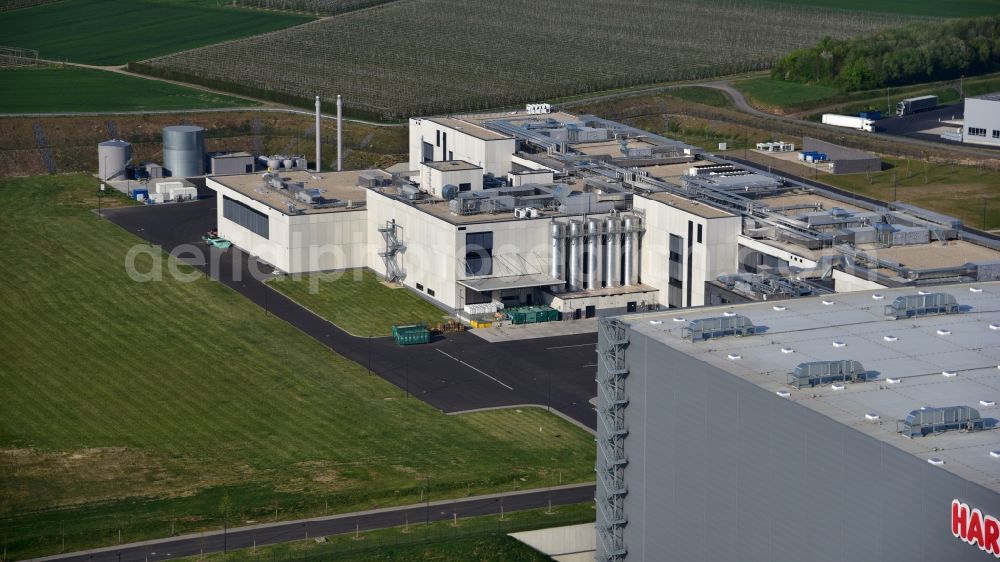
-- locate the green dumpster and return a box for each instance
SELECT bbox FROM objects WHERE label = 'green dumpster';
[392,324,430,346]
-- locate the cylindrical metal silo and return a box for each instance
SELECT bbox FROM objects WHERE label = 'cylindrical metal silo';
[585,218,603,290]
[630,215,642,285]
[567,220,583,292]
[623,215,637,286]
[604,215,621,288]
[162,125,205,178]
[98,140,131,181]
[550,222,565,291]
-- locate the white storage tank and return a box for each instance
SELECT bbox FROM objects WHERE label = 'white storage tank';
[98,139,131,181]
[162,125,205,178]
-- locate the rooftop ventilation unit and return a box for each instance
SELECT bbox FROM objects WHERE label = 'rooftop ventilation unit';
[896,405,984,438]
[788,360,866,389]
[682,315,755,342]
[884,292,958,319]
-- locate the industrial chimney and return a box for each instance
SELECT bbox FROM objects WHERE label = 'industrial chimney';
[336,95,343,172]
[314,95,321,173]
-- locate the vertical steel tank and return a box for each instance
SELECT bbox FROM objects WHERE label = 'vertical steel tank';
[98,139,131,181]
[623,215,642,286]
[162,125,205,178]
[585,218,603,290]
[604,215,621,288]
[567,220,584,292]
[550,222,565,291]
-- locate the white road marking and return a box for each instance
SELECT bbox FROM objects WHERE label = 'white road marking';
[435,349,514,390]
[545,343,596,350]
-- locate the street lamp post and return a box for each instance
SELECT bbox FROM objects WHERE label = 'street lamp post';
[99,183,104,219]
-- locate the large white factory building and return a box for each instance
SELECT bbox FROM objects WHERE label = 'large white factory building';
[209,108,1000,320]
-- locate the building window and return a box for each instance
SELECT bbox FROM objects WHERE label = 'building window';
[697,223,703,243]
[448,151,454,160]
[465,231,494,276]
[436,130,440,147]
[993,130,1000,139]
[422,141,433,163]
[459,183,472,192]
[222,195,269,239]
[416,283,424,291]
[427,288,435,297]
[968,127,987,137]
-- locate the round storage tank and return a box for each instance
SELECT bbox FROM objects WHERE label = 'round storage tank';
[98,139,132,181]
[162,125,205,178]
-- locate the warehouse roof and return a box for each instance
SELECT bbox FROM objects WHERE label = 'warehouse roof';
[426,117,511,141]
[622,281,1000,492]
[423,160,482,172]
[209,170,367,215]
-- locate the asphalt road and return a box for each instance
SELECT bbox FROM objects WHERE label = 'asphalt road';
[101,193,598,430]
[34,484,596,562]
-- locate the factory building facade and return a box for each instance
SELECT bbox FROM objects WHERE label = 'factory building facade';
[209,107,1000,319]
[596,284,1000,561]
[964,94,1000,148]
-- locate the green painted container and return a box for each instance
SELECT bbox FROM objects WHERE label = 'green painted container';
[392,324,430,346]
[507,306,558,325]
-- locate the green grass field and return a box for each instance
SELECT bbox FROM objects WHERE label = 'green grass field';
[766,0,1000,17]
[0,174,595,559]
[734,77,842,109]
[269,269,450,337]
[0,0,313,65]
[668,86,732,108]
[190,503,594,562]
[0,67,256,112]
[820,157,1000,230]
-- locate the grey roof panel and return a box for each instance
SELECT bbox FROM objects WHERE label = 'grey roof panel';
[622,282,1000,492]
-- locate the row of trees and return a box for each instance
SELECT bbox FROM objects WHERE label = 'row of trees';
[147,0,906,120]
[772,16,1000,91]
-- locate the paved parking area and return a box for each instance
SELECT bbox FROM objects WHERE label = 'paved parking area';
[101,193,598,429]
[471,318,597,342]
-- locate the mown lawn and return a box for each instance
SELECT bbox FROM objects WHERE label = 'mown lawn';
[0,174,595,559]
[0,0,313,65]
[269,269,450,337]
[820,157,1000,230]
[0,67,256,113]
[189,503,594,562]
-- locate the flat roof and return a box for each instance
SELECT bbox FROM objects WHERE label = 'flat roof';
[457,110,583,127]
[875,240,1000,269]
[427,117,511,141]
[423,160,482,172]
[622,281,1000,492]
[458,273,562,292]
[638,191,735,219]
[970,93,1000,102]
[640,162,693,183]
[759,191,869,215]
[803,137,881,162]
[211,152,253,159]
[210,170,366,215]
[571,140,656,158]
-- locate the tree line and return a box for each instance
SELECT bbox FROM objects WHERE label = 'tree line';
[772,16,1000,91]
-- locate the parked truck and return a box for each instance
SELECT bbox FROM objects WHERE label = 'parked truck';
[821,113,874,132]
[896,95,938,116]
